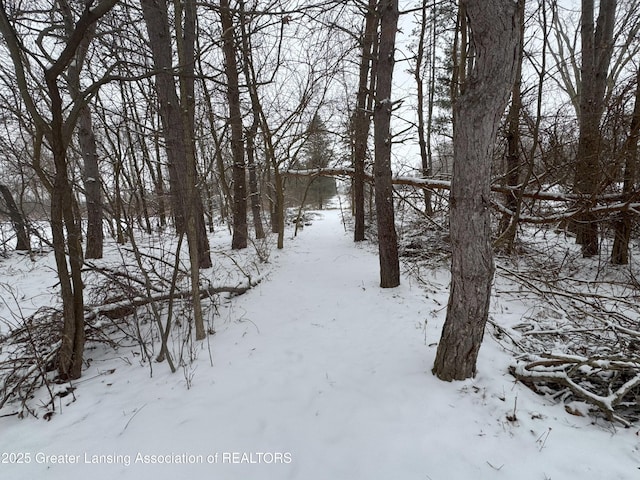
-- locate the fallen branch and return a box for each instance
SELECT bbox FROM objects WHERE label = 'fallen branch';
[285,168,640,223]
[284,167,636,202]
[85,273,267,321]
[511,356,640,427]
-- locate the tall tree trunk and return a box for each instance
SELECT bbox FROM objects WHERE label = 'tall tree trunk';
[414,0,432,215]
[238,1,266,240]
[140,0,212,269]
[0,184,30,251]
[353,0,377,242]
[47,82,85,380]
[174,0,211,274]
[59,1,103,260]
[433,0,520,381]
[497,0,525,249]
[220,0,248,250]
[77,106,104,259]
[425,0,437,210]
[246,123,266,239]
[611,68,640,265]
[141,0,208,340]
[573,0,616,257]
[373,0,400,289]
[176,0,206,337]
[141,0,185,234]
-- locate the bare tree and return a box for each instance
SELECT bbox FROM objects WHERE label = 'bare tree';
[0,0,118,380]
[60,0,104,260]
[0,183,29,251]
[433,0,520,381]
[238,0,265,240]
[373,0,400,289]
[496,0,525,250]
[412,0,433,215]
[220,0,248,250]
[611,68,640,265]
[140,0,212,268]
[352,0,377,242]
[573,0,616,257]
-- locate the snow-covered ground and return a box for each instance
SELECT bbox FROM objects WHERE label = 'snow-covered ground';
[0,208,638,479]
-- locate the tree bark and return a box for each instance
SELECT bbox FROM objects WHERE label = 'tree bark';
[238,1,266,241]
[611,68,640,265]
[573,0,616,257]
[433,0,520,381]
[140,0,211,269]
[175,0,206,338]
[373,0,400,289]
[353,0,377,242]
[497,0,525,250]
[60,1,104,260]
[414,0,432,215]
[220,0,248,250]
[246,123,266,239]
[0,184,30,251]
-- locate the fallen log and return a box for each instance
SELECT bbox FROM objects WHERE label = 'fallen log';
[284,168,640,224]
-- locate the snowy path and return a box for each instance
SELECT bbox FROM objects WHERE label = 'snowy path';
[1,209,638,480]
[204,208,438,479]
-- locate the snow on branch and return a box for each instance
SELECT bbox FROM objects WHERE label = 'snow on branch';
[494,263,640,426]
[512,355,640,427]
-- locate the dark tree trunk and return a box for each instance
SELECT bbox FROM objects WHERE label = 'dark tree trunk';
[78,107,104,259]
[141,0,186,234]
[140,0,212,268]
[353,0,377,242]
[414,0,432,215]
[497,0,525,251]
[573,0,616,257]
[433,0,520,381]
[60,2,104,260]
[44,0,117,380]
[246,124,266,239]
[238,2,266,241]
[611,68,640,265]
[373,0,400,289]
[176,0,212,272]
[220,0,248,250]
[0,184,30,251]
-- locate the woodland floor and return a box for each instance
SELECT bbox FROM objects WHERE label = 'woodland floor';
[0,206,639,479]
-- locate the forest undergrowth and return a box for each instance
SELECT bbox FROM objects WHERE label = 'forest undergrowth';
[397,199,640,427]
[0,221,273,418]
[2,197,640,427]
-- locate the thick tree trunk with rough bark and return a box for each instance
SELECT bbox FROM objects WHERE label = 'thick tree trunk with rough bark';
[373,0,400,289]
[574,0,616,257]
[433,0,520,381]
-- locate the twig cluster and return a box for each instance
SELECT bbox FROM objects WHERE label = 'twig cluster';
[495,249,640,426]
[0,230,270,417]
[0,307,61,417]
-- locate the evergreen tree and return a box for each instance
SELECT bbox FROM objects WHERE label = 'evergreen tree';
[302,114,336,209]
